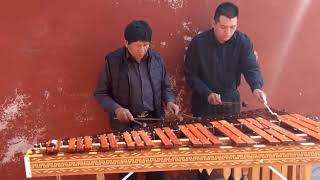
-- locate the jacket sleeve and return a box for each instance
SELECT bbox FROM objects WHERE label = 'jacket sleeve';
[184,39,213,98]
[240,37,264,91]
[94,59,121,114]
[160,57,176,103]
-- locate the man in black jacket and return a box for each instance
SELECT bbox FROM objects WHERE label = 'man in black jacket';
[185,2,266,118]
[185,2,266,179]
[95,20,179,131]
[94,20,179,179]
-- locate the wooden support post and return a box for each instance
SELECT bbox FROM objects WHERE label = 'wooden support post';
[96,173,105,180]
[251,166,260,180]
[272,165,282,180]
[300,164,312,180]
[282,165,288,179]
[223,168,231,180]
[262,166,271,180]
[288,165,297,180]
[234,167,242,180]
[242,167,249,180]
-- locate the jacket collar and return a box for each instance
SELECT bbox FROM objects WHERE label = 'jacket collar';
[125,47,150,62]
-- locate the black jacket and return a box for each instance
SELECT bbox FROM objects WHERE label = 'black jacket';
[95,47,175,121]
[185,29,264,117]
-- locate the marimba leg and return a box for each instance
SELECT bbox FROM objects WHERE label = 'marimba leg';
[271,165,282,180]
[223,168,231,179]
[262,166,270,180]
[288,165,297,180]
[96,173,105,180]
[56,176,61,180]
[233,167,242,180]
[250,166,260,180]
[241,167,249,180]
[300,164,312,180]
[282,165,288,179]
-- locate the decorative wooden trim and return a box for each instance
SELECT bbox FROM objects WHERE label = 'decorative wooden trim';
[25,144,320,177]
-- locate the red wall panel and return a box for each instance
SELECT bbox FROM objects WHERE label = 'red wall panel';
[0,0,319,179]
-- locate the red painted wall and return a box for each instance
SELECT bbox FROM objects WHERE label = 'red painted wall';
[0,0,319,179]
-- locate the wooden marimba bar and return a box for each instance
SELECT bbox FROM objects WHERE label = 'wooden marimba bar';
[24,109,320,180]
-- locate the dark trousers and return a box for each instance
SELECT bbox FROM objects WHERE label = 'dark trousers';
[192,90,241,118]
[210,90,241,117]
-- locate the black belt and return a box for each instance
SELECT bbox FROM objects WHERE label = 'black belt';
[220,89,239,97]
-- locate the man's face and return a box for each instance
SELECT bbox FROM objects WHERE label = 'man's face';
[125,41,150,62]
[212,15,238,43]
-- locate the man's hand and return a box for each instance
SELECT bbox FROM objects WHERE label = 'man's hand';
[253,89,267,104]
[166,102,180,115]
[208,92,222,105]
[114,107,134,123]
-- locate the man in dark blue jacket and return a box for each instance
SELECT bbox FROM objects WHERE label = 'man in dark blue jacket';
[185,2,266,119]
[94,20,179,180]
[95,20,179,130]
[185,2,266,179]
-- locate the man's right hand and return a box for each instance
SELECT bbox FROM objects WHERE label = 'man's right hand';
[207,92,222,105]
[253,89,267,104]
[114,107,134,123]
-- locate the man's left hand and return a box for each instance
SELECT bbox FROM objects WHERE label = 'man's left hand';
[166,102,180,115]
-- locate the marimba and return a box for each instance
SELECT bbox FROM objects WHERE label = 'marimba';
[24,109,320,180]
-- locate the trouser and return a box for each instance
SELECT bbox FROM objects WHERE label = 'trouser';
[210,90,240,117]
[192,90,241,119]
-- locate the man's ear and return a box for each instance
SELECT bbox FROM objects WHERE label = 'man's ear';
[124,40,129,47]
[211,19,217,29]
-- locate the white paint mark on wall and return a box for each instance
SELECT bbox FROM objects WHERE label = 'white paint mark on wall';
[1,136,34,164]
[164,0,185,10]
[0,89,31,131]
[182,21,192,31]
[183,36,192,42]
[181,21,200,34]
[183,36,192,50]
[181,21,201,50]
[160,41,167,47]
[75,97,94,126]
[43,90,50,100]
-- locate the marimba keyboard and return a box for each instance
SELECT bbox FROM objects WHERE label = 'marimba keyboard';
[24,109,320,180]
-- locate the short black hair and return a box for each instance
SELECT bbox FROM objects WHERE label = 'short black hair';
[124,20,152,44]
[214,2,239,22]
